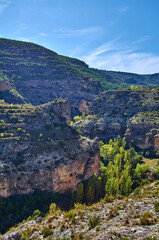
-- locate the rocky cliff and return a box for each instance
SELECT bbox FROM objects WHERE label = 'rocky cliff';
[125,111,159,152]
[0,99,100,197]
[73,90,159,152]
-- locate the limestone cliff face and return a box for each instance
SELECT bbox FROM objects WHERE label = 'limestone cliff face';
[0,138,99,197]
[0,100,100,197]
[73,90,159,152]
[125,121,159,152]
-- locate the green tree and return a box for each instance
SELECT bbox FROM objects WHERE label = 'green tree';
[76,182,84,203]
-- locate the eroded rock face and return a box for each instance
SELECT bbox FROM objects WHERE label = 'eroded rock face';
[125,123,159,151]
[73,90,159,152]
[0,138,99,197]
[154,134,159,152]
[0,99,100,197]
[0,82,11,91]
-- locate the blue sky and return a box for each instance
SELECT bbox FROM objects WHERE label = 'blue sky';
[0,0,159,74]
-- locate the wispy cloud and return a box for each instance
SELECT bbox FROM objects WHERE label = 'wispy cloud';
[39,33,48,37]
[52,27,100,37]
[0,0,10,15]
[81,38,159,74]
[118,6,129,13]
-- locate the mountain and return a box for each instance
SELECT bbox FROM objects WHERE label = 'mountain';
[0,38,159,116]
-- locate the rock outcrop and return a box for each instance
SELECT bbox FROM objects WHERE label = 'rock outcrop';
[0,99,100,197]
[125,112,159,152]
[1,181,159,240]
[73,90,159,152]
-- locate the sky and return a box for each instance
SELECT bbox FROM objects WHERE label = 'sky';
[0,0,159,74]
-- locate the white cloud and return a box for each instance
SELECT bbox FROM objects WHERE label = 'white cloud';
[52,27,100,37]
[39,33,48,37]
[81,39,159,74]
[0,0,10,15]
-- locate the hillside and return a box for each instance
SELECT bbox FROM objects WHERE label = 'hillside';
[1,181,159,240]
[0,38,159,116]
[0,99,99,197]
[96,69,159,88]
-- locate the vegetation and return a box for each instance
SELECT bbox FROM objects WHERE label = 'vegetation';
[0,190,72,234]
[73,136,149,206]
[0,38,159,105]
[88,215,100,229]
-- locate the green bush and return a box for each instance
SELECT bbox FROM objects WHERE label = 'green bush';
[17,128,23,133]
[10,115,18,123]
[154,201,159,212]
[39,133,43,138]
[42,225,52,238]
[32,209,41,220]
[88,215,100,229]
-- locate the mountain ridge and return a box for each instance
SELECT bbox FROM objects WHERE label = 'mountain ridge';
[0,38,159,116]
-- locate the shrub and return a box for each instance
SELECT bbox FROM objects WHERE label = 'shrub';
[42,225,52,238]
[156,151,159,158]
[49,203,56,215]
[64,209,75,223]
[21,226,32,240]
[10,115,18,123]
[32,209,41,220]
[148,236,157,240]
[17,128,23,133]
[88,215,100,229]
[39,133,43,138]
[140,211,153,225]
[154,201,159,212]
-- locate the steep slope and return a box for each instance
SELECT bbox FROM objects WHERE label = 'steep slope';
[0,99,99,197]
[1,181,159,240]
[0,38,159,117]
[0,38,105,116]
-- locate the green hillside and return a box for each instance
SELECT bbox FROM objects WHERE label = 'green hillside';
[0,38,159,109]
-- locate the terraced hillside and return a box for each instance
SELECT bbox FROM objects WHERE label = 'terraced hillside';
[0,38,159,116]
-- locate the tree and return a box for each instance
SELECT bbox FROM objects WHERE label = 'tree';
[87,179,95,204]
[76,182,84,203]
